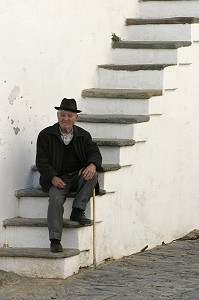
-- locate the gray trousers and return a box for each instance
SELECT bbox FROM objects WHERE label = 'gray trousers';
[47,171,97,241]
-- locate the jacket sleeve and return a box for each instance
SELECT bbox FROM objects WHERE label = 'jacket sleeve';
[83,132,102,170]
[36,131,58,182]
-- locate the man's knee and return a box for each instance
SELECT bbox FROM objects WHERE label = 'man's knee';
[49,187,65,205]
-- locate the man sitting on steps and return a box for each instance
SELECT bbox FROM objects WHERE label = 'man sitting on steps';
[36,98,102,253]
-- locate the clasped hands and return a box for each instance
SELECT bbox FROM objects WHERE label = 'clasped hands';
[51,163,96,189]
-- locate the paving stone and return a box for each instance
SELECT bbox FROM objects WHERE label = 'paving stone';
[0,238,198,299]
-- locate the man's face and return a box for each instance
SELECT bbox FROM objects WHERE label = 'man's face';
[57,110,78,133]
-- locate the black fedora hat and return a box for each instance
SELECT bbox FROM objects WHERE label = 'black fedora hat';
[54,98,82,113]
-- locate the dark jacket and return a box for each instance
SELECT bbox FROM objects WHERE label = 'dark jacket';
[36,123,103,193]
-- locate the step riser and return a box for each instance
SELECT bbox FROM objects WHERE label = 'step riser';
[97,68,178,90]
[5,226,93,251]
[112,48,178,65]
[0,256,79,279]
[139,1,199,18]
[81,97,149,115]
[100,146,135,165]
[31,170,110,192]
[126,24,192,41]
[97,69,164,89]
[99,168,127,193]
[77,122,146,140]
[18,197,91,219]
[78,122,147,142]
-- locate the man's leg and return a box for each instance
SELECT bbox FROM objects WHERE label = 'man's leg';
[70,173,97,224]
[48,186,67,241]
[48,176,72,252]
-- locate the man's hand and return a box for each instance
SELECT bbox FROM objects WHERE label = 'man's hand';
[51,176,66,189]
[81,163,96,181]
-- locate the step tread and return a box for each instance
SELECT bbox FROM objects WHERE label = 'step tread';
[0,247,80,259]
[78,114,150,124]
[3,217,91,228]
[126,17,199,25]
[94,138,136,147]
[98,63,175,71]
[31,163,121,173]
[15,187,107,198]
[112,40,192,49]
[82,88,162,99]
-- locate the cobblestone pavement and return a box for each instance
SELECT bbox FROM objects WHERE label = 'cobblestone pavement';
[0,233,198,300]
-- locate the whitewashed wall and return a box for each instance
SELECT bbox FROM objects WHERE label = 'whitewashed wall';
[0,0,138,245]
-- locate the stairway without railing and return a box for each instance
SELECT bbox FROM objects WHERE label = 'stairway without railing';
[1,0,199,278]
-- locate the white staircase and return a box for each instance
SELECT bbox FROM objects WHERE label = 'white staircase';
[1,0,199,278]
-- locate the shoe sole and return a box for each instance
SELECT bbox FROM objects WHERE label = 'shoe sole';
[50,248,63,253]
[70,218,93,225]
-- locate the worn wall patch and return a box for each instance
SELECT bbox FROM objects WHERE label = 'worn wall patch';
[8,86,20,105]
[13,127,20,135]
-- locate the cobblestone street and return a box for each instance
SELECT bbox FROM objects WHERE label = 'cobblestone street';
[0,231,198,300]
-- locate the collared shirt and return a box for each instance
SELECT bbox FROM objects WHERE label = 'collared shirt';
[60,127,74,145]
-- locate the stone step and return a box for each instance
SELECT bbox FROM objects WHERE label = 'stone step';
[31,163,120,173]
[126,17,199,25]
[111,45,187,65]
[31,163,121,190]
[81,88,163,116]
[112,40,191,49]
[77,114,150,140]
[0,247,80,278]
[94,138,136,147]
[78,114,150,124]
[139,1,199,18]
[81,96,150,116]
[15,188,106,219]
[3,217,94,251]
[96,64,178,90]
[82,88,162,99]
[98,63,174,70]
[95,139,136,165]
[126,18,199,42]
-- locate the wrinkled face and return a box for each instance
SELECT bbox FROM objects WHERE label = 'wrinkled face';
[57,110,78,133]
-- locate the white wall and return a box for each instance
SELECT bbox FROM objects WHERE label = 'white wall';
[0,0,138,245]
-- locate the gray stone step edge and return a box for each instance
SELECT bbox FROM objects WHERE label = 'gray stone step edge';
[15,187,107,199]
[112,40,192,49]
[28,163,123,198]
[78,114,150,124]
[82,88,162,99]
[3,217,94,229]
[31,162,121,177]
[0,247,80,259]
[126,17,199,25]
[98,63,175,71]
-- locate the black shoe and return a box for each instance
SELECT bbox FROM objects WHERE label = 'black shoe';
[50,239,63,252]
[70,208,92,225]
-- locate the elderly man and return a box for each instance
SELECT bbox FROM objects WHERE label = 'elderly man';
[36,98,102,252]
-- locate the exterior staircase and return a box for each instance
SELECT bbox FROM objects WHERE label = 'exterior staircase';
[1,0,199,278]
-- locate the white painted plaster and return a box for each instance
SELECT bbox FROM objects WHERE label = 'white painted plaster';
[0,0,137,246]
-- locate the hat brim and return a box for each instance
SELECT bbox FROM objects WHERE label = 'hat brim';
[54,107,82,113]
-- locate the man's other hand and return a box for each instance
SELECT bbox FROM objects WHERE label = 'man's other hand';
[51,176,66,188]
[82,163,96,181]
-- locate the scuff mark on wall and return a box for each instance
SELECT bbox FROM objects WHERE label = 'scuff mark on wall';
[13,127,20,135]
[8,86,20,105]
